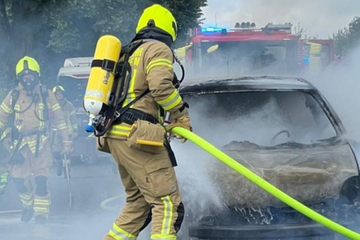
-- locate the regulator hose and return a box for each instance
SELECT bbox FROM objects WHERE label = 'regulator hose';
[170,127,360,240]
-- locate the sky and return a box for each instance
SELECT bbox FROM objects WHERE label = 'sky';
[202,0,360,38]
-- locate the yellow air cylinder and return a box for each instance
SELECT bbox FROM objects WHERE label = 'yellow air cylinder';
[83,35,121,131]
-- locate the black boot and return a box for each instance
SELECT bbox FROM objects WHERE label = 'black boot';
[35,215,46,224]
[21,208,34,223]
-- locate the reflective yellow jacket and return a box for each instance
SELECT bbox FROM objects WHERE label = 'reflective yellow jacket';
[106,40,186,139]
[0,84,69,154]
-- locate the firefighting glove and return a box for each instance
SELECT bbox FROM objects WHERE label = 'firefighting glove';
[62,141,73,155]
[0,172,9,195]
[166,115,192,143]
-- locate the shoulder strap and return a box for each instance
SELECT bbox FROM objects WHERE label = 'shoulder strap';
[116,89,150,117]
[94,41,148,136]
[40,85,49,100]
[121,40,145,56]
[113,40,149,118]
[39,85,50,120]
[10,88,20,110]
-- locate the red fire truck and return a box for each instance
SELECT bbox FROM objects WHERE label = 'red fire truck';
[178,23,335,77]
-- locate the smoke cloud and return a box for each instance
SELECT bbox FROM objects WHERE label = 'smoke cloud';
[307,43,360,141]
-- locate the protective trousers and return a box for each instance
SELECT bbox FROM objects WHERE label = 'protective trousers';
[103,138,184,240]
[11,140,52,218]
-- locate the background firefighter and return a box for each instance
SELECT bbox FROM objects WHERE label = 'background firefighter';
[102,4,191,240]
[0,56,72,224]
[51,85,78,176]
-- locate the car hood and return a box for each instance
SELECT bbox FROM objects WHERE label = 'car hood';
[209,142,358,208]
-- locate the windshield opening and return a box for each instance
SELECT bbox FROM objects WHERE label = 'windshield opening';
[185,90,337,147]
[57,76,88,109]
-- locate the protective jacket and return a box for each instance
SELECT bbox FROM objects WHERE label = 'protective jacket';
[0,83,69,153]
[106,40,186,139]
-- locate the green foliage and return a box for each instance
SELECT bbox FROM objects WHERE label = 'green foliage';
[150,0,207,45]
[333,17,360,57]
[0,0,207,90]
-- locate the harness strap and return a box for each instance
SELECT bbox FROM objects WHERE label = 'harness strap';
[113,108,157,126]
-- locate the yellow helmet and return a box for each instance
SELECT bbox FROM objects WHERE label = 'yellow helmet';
[15,56,40,79]
[136,4,177,42]
[52,85,65,93]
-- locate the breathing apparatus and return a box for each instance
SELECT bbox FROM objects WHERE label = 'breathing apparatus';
[16,56,40,94]
[83,4,185,136]
[83,36,185,137]
[83,35,122,134]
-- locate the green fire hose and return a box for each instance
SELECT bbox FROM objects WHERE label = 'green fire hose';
[170,127,360,240]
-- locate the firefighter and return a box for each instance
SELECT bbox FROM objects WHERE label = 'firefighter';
[0,56,72,224]
[52,85,78,176]
[102,4,191,240]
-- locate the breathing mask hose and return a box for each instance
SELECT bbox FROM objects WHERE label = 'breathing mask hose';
[173,53,185,84]
[170,127,360,240]
[173,53,185,88]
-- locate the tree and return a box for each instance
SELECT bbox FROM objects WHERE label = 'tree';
[0,0,207,93]
[333,17,360,57]
[149,0,207,45]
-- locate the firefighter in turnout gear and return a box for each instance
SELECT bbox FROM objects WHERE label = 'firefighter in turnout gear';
[52,85,78,176]
[102,4,191,240]
[0,56,72,224]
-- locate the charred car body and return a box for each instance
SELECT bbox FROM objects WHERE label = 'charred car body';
[180,76,360,239]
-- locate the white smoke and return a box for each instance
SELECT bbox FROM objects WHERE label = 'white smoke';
[306,43,360,141]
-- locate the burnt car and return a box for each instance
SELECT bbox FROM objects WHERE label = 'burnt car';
[179,76,360,239]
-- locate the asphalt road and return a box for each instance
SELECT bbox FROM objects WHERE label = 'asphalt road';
[0,144,212,240]
[0,162,138,240]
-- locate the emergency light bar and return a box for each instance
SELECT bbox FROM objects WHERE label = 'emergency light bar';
[200,27,229,34]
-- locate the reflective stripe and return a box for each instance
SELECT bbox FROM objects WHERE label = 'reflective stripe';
[157,90,182,111]
[0,130,6,140]
[38,103,45,130]
[14,104,20,111]
[150,234,176,240]
[14,104,21,130]
[33,207,48,212]
[1,102,12,114]
[23,135,49,155]
[108,223,137,240]
[146,58,172,74]
[52,103,60,111]
[19,193,33,207]
[0,121,4,128]
[161,196,174,236]
[27,140,37,152]
[146,62,173,74]
[70,110,76,116]
[57,123,67,130]
[34,199,50,204]
[20,193,33,201]
[34,197,50,214]
[123,69,137,106]
[109,124,132,137]
[0,172,8,183]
